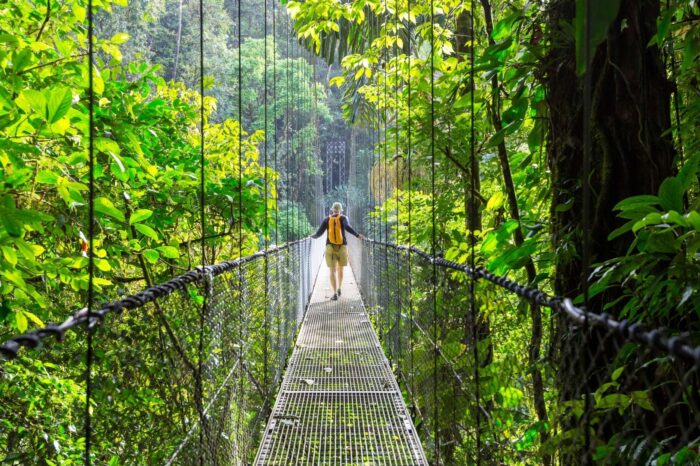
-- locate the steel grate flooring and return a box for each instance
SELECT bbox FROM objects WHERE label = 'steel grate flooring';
[254,268,427,465]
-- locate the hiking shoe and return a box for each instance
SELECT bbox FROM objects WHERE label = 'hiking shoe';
[337,288,341,297]
[331,293,338,301]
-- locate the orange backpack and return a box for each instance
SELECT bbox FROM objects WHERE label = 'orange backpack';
[328,215,344,245]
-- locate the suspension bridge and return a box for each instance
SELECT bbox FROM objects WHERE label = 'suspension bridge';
[1,0,699,463]
[2,233,699,464]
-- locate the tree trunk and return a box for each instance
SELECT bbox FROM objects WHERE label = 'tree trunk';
[543,0,674,461]
[545,0,674,301]
[478,2,550,462]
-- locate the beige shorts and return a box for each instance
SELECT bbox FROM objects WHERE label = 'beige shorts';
[325,244,348,267]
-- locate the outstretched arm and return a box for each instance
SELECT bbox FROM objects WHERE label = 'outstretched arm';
[343,217,364,239]
[311,218,328,239]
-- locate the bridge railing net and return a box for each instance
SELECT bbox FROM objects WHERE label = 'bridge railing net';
[350,237,700,465]
[0,239,317,465]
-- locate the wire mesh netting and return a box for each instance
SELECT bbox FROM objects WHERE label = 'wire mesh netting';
[350,237,700,465]
[1,239,319,464]
[253,269,428,465]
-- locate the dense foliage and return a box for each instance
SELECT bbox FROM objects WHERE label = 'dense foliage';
[0,0,334,462]
[290,0,700,462]
[1,0,699,463]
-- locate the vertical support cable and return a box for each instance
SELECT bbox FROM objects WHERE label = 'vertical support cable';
[293,38,300,239]
[285,12,291,243]
[263,0,270,400]
[382,2,389,348]
[394,0,401,367]
[273,0,278,246]
[236,0,245,453]
[312,54,319,222]
[429,0,439,460]
[468,1,480,463]
[665,0,683,163]
[85,0,95,463]
[197,0,206,462]
[406,0,415,412]
[238,0,243,260]
[582,0,593,463]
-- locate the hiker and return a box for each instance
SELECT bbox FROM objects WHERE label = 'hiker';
[311,202,364,301]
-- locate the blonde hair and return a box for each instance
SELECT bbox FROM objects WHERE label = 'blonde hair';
[331,202,343,213]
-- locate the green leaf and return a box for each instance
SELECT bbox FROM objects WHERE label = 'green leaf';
[143,249,160,264]
[36,170,59,185]
[17,89,46,116]
[14,311,27,333]
[111,32,130,44]
[596,393,629,411]
[110,152,129,182]
[658,177,683,212]
[632,212,662,233]
[12,49,33,73]
[94,197,126,222]
[0,196,23,237]
[661,211,688,227]
[575,0,622,75]
[485,192,504,211]
[95,137,121,156]
[96,259,112,272]
[687,211,700,231]
[156,246,179,259]
[15,239,37,259]
[47,87,72,124]
[23,310,44,327]
[129,209,153,224]
[607,220,634,241]
[134,223,159,240]
[1,246,17,266]
[640,231,676,254]
[613,195,659,211]
[651,9,673,47]
[677,155,699,191]
[0,34,19,47]
[611,366,624,381]
[630,391,653,411]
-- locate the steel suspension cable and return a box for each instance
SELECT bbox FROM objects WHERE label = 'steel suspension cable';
[406,0,415,412]
[429,0,439,459]
[468,1,481,462]
[382,2,389,345]
[285,12,291,242]
[236,0,245,457]
[273,0,278,246]
[85,0,95,463]
[263,0,270,397]
[197,0,206,461]
[394,0,401,367]
[582,0,593,462]
[294,38,301,238]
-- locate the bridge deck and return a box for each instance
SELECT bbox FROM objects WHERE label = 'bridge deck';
[254,263,428,465]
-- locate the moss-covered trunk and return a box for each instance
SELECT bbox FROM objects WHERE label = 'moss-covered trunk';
[545,0,674,300]
[543,0,675,460]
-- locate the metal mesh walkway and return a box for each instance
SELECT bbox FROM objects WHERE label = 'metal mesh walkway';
[254,262,428,465]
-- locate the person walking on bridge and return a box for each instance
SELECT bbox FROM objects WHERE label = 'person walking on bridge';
[311,202,364,301]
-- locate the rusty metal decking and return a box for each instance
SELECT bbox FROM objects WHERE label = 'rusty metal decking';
[254,263,428,465]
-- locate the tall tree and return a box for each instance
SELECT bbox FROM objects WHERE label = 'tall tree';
[544,0,674,302]
[543,0,675,459]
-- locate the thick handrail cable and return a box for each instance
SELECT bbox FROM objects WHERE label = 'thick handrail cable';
[0,239,311,360]
[361,238,700,366]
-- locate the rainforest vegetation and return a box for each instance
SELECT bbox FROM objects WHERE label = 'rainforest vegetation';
[0,0,699,463]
